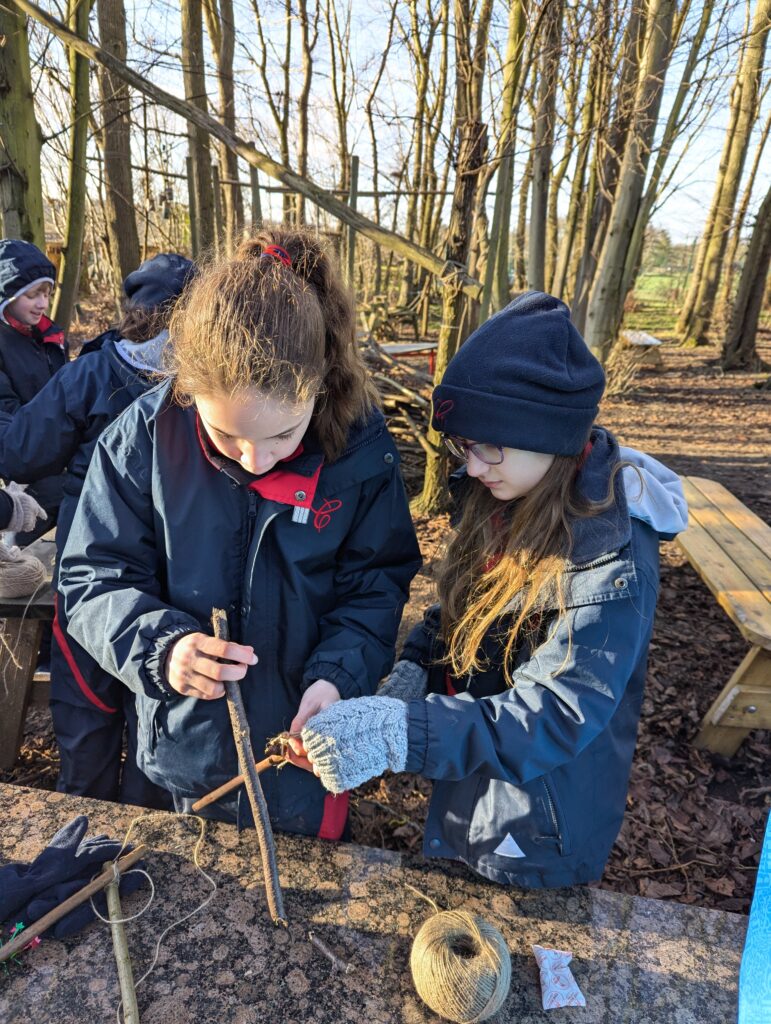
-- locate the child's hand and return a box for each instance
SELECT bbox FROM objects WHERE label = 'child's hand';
[287,680,341,766]
[165,632,257,700]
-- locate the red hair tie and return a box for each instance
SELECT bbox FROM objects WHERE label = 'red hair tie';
[261,244,292,268]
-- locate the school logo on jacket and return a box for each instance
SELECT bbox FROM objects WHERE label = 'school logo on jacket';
[292,497,343,532]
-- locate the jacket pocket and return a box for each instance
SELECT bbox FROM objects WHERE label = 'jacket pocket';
[136,693,161,755]
[539,777,572,857]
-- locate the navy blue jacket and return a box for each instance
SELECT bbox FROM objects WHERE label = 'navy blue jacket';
[0,319,68,513]
[0,337,152,569]
[401,430,673,887]
[58,385,422,835]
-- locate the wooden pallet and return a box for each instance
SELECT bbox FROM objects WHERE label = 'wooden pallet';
[677,476,771,755]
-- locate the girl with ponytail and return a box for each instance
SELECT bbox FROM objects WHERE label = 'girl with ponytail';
[58,229,421,837]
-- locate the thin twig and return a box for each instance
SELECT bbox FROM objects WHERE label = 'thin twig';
[106,875,141,1024]
[191,755,285,812]
[212,609,287,927]
[308,930,355,974]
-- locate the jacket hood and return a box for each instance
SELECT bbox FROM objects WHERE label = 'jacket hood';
[618,446,688,540]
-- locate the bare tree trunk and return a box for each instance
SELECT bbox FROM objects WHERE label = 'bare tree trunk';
[181,0,215,254]
[0,6,45,247]
[619,0,713,300]
[677,0,771,345]
[721,181,771,370]
[295,0,319,226]
[365,2,396,293]
[97,0,140,291]
[52,0,92,332]
[527,0,564,290]
[717,105,771,322]
[513,146,533,290]
[203,0,244,252]
[414,0,488,515]
[572,0,644,331]
[584,0,677,363]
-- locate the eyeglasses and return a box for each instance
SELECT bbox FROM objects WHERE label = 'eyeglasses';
[442,435,504,465]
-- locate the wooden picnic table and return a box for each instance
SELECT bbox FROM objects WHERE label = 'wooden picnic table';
[676,476,771,755]
[0,532,55,770]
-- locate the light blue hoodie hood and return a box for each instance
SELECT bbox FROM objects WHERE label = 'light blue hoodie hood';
[619,446,688,540]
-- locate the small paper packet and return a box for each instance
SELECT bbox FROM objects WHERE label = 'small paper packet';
[532,944,586,1010]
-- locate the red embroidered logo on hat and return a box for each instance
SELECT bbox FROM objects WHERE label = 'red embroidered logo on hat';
[311,498,342,532]
[434,399,454,422]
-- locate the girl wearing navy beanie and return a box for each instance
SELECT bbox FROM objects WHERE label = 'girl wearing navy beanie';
[296,292,689,888]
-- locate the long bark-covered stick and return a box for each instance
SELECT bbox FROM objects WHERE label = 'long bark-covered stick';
[106,878,140,1024]
[0,845,146,963]
[191,755,285,813]
[211,608,287,926]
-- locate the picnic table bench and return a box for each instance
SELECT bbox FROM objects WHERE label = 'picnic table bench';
[0,783,748,1023]
[0,533,55,770]
[676,476,771,755]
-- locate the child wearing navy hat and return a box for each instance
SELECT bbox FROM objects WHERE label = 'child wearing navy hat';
[295,292,689,888]
[0,253,195,807]
[0,239,67,543]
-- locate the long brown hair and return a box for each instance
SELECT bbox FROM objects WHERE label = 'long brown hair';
[166,228,377,460]
[437,454,624,684]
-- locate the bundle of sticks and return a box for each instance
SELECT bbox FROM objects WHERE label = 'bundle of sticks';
[360,337,435,495]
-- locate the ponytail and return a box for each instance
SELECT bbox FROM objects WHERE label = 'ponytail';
[167,227,377,461]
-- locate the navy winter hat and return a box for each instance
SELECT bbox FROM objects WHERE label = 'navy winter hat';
[123,252,196,309]
[431,291,605,456]
[0,239,56,308]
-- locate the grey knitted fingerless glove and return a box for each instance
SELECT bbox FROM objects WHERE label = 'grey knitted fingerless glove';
[377,659,428,701]
[4,483,47,533]
[301,696,409,794]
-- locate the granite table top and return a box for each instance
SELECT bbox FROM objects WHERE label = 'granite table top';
[0,784,747,1024]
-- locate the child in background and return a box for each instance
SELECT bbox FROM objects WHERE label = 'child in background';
[0,253,195,807]
[0,239,67,544]
[58,230,421,838]
[297,292,688,887]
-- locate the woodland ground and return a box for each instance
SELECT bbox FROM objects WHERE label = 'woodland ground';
[2,288,769,914]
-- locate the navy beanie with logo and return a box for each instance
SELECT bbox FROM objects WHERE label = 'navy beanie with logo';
[123,252,196,310]
[431,291,605,456]
[0,239,56,307]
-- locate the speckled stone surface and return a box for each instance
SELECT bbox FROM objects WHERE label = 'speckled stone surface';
[0,784,746,1024]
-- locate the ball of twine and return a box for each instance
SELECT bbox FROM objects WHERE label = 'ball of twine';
[410,909,511,1023]
[0,545,46,599]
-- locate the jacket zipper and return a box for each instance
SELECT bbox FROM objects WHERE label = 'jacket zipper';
[242,507,281,621]
[542,778,565,854]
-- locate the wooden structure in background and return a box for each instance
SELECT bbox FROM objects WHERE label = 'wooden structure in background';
[677,477,771,756]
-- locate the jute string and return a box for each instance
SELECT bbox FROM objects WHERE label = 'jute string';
[0,544,46,600]
[407,885,511,1024]
[87,812,218,1024]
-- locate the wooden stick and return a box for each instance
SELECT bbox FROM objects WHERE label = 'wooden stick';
[106,878,141,1024]
[0,846,146,963]
[212,609,287,926]
[308,930,355,974]
[191,755,285,812]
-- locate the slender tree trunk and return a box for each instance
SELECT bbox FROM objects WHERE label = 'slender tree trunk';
[181,0,215,254]
[717,106,771,321]
[677,0,771,345]
[414,0,488,515]
[513,147,533,290]
[584,0,677,363]
[721,181,771,370]
[203,0,244,252]
[527,0,563,290]
[482,0,528,316]
[572,0,644,330]
[52,0,92,332]
[620,0,713,300]
[0,6,45,247]
[295,0,318,226]
[97,0,140,292]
